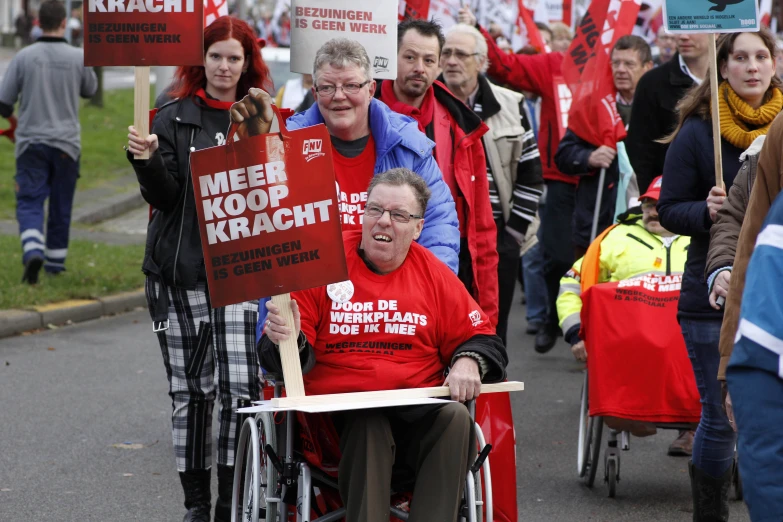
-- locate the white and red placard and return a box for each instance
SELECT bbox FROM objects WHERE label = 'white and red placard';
[291,0,398,79]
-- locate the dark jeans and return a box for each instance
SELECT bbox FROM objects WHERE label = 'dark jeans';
[679,318,736,477]
[15,144,79,272]
[496,223,520,346]
[727,340,783,521]
[522,241,547,325]
[539,181,576,329]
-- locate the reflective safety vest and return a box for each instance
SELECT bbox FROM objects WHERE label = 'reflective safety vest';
[556,218,691,335]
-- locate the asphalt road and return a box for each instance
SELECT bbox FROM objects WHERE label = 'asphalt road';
[0,298,751,521]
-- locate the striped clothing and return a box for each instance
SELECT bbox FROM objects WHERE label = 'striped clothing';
[472,88,543,235]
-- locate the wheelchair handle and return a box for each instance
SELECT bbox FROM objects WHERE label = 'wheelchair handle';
[265,444,286,476]
[471,443,492,475]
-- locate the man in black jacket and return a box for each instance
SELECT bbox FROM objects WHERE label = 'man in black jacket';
[626,33,709,193]
[554,36,653,261]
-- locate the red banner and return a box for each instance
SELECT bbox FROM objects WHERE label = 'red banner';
[84,0,204,66]
[189,111,348,308]
[580,275,701,424]
[398,0,430,20]
[561,0,640,148]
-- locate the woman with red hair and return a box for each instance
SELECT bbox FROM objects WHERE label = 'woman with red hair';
[126,16,272,522]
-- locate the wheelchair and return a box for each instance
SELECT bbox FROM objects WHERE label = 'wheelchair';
[232,376,495,522]
[575,277,744,499]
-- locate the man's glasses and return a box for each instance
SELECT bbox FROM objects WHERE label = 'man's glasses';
[441,49,480,61]
[364,204,423,223]
[314,80,371,97]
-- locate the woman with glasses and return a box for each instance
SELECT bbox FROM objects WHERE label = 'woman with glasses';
[125,17,272,522]
[230,38,462,341]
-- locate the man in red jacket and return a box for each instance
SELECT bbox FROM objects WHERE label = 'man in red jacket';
[459,7,576,353]
[376,18,499,328]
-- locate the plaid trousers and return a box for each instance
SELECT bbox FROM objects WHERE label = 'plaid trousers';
[146,279,261,472]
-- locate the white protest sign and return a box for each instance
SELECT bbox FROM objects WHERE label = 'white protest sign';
[291,0,398,79]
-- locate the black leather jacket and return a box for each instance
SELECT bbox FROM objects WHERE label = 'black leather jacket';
[129,97,220,289]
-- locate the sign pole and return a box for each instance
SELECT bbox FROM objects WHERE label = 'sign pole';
[708,33,723,189]
[270,293,306,398]
[134,66,151,160]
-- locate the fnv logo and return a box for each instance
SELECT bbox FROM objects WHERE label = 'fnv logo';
[303,139,325,163]
[374,56,389,74]
[469,310,483,327]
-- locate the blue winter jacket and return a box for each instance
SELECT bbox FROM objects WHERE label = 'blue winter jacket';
[255,98,461,342]
[657,117,743,319]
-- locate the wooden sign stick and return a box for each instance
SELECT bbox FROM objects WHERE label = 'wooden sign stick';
[708,33,723,189]
[271,381,525,408]
[270,293,306,398]
[134,66,151,160]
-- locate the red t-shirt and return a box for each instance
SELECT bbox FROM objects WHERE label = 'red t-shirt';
[293,230,495,396]
[331,135,376,231]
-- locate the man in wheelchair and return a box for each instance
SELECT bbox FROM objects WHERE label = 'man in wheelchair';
[556,176,694,454]
[258,168,508,522]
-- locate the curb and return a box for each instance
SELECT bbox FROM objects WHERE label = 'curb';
[73,190,146,225]
[0,290,146,339]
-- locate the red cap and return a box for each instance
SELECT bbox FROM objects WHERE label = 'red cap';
[640,175,663,202]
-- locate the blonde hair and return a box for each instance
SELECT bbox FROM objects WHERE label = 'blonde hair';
[550,22,572,42]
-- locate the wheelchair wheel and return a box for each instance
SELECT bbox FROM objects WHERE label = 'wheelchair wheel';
[606,457,617,498]
[584,416,603,488]
[577,372,590,477]
[233,413,279,522]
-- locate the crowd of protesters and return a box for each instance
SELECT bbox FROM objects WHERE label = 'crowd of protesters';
[7,0,783,519]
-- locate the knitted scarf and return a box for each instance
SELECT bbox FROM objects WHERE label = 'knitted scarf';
[718,81,783,149]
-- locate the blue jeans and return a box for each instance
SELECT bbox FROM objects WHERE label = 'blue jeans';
[679,318,736,477]
[522,241,547,324]
[726,340,783,521]
[15,144,79,272]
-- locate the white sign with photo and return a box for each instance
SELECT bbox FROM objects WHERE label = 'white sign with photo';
[291,0,398,79]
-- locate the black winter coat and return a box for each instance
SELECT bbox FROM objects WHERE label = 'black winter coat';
[129,97,221,289]
[626,54,695,193]
[554,129,618,249]
[657,117,742,319]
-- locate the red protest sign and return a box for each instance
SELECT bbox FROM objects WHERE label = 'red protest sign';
[189,109,348,308]
[83,0,204,66]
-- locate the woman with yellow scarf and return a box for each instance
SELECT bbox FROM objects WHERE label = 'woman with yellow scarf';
[657,29,782,521]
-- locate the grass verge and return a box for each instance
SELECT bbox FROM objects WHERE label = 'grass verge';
[0,86,146,220]
[0,234,145,310]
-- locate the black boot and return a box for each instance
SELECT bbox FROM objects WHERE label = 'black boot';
[214,464,234,522]
[534,323,558,353]
[179,470,212,522]
[689,461,731,522]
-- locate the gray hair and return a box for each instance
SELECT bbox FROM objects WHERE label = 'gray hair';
[445,23,489,74]
[313,38,372,84]
[367,168,431,216]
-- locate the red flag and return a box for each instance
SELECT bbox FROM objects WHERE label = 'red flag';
[561,0,641,148]
[398,0,431,20]
[204,0,228,27]
[515,0,547,52]
[760,0,772,28]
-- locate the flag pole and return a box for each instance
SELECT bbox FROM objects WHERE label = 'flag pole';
[590,168,606,242]
[708,33,723,189]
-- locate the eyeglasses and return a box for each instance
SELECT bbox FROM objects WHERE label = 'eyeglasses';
[314,80,371,97]
[441,49,480,61]
[364,204,423,223]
